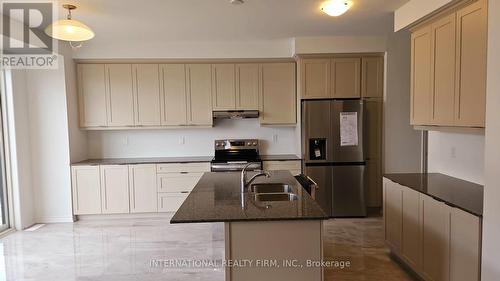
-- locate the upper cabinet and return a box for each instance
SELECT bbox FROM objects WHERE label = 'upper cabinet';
[411,25,433,125]
[260,63,296,125]
[77,60,296,129]
[361,57,384,98]
[134,64,161,126]
[331,57,361,98]
[300,58,331,99]
[211,63,261,110]
[298,55,383,100]
[431,13,457,126]
[106,64,135,127]
[455,0,488,127]
[186,64,213,126]
[236,64,260,110]
[212,64,236,110]
[161,64,187,126]
[410,0,487,128]
[77,64,107,127]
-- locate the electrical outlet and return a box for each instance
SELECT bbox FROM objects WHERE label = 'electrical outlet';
[450,147,457,159]
[123,136,129,145]
[273,134,278,143]
[179,136,185,145]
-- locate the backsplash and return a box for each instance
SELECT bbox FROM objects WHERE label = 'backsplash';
[87,119,298,158]
[428,131,485,184]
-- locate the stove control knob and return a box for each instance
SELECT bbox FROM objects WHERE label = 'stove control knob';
[246,141,252,146]
[252,141,257,146]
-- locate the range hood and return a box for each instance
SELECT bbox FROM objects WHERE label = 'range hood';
[213,110,259,120]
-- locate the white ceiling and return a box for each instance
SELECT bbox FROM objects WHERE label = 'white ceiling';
[62,0,409,42]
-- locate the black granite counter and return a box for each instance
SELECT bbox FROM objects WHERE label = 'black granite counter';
[171,170,328,223]
[71,156,214,166]
[260,155,301,161]
[384,173,483,216]
[72,155,302,166]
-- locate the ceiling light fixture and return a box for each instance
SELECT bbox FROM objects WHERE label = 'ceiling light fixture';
[45,4,94,47]
[321,0,352,17]
[229,0,245,4]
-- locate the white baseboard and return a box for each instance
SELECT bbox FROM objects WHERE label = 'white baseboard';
[35,216,75,223]
[76,212,174,221]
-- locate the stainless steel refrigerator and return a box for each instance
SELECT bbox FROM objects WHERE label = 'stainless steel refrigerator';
[302,99,366,217]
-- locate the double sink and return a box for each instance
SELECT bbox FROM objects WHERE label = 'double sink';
[250,183,298,202]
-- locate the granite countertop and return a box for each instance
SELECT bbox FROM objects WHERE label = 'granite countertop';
[260,154,301,161]
[72,155,302,166]
[170,170,328,223]
[384,173,483,217]
[71,156,214,166]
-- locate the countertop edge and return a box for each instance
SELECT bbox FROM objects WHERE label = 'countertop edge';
[170,216,328,224]
[72,155,302,166]
[260,155,302,161]
[384,173,483,217]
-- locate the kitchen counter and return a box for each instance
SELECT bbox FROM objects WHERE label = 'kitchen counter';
[170,170,327,223]
[71,156,214,165]
[260,154,301,161]
[384,173,483,216]
[72,155,302,166]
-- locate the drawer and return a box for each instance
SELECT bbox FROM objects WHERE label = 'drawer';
[157,162,210,173]
[157,173,203,193]
[263,160,301,171]
[158,192,189,212]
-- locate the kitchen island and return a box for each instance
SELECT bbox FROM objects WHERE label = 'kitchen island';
[171,170,328,281]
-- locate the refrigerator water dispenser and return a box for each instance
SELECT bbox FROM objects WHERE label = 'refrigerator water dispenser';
[309,138,327,160]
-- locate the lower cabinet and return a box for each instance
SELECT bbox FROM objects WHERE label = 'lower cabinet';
[262,160,301,176]
[129,164,157,213]
[449,208,481,281]
[383,179,403,250]
[158,193,189,212]
[72,165,102,215]
[100,165,130,214]
[401,187,422,270]
[156,163,210,213]
[383,178,481,281]
[421,194,450,281]
[71,162,209,216]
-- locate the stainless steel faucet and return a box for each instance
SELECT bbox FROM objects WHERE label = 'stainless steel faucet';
[240,163,270,193]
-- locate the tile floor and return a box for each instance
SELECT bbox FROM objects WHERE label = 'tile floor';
[0,216,415,281]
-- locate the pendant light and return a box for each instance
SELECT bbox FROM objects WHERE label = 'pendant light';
[321,0,352,17]
[45,4,94,43]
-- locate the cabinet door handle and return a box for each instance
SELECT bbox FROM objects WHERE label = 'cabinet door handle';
[180,172,189,174]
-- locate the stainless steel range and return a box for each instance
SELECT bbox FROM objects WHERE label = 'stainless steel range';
[211,139,262,172]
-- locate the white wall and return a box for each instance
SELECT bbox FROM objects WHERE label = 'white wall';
[73,39,294,59]
[5,47,74,226]
[293,36,387,54]
[394,0,457,31]
[481,0,500,279]
[428,131,485,184]
[4,70,35,230]
[61,43,88,163]
[88,119,297,158]
[384,30,422,173]
[25,53,73,223]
